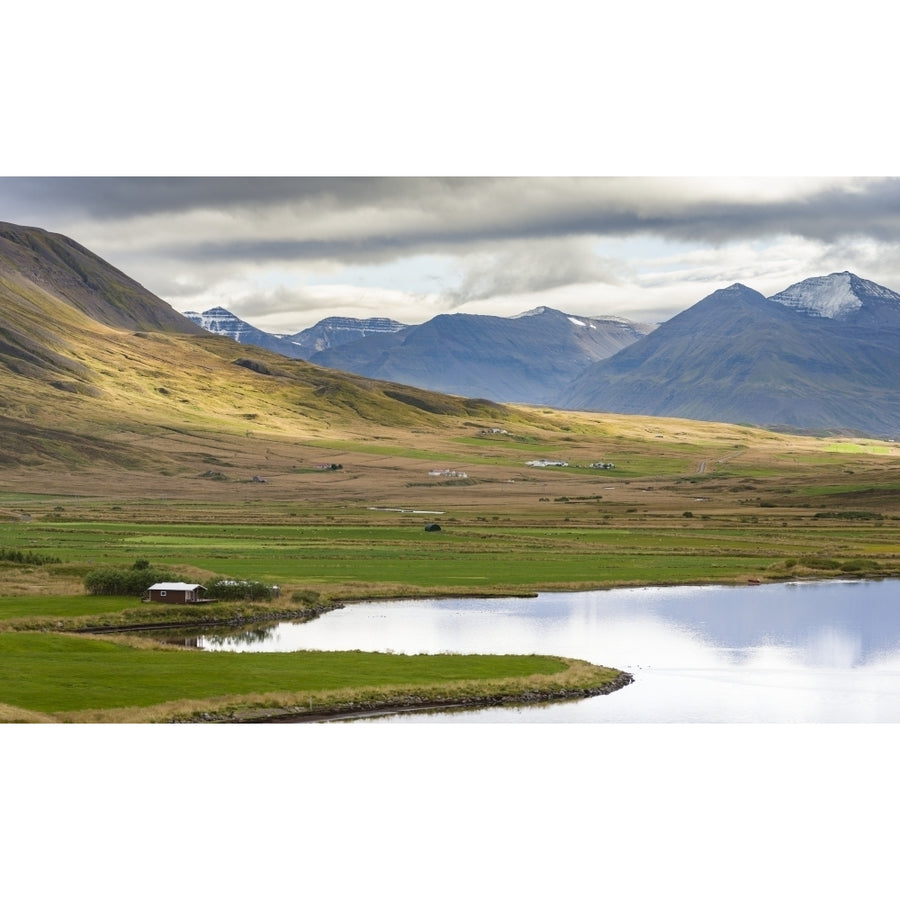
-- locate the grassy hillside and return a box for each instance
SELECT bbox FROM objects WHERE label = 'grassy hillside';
[0,222,205,333]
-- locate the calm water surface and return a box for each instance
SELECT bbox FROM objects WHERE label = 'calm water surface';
[192,579,900,723]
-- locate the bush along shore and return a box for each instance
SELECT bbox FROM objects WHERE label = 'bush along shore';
[0,595,340,635]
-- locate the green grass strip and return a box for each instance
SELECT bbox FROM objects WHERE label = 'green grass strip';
[0,632,570,714]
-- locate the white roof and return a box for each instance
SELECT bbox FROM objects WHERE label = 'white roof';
[149,582,205,591]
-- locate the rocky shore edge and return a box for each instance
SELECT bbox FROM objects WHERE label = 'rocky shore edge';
[193,670,635,724]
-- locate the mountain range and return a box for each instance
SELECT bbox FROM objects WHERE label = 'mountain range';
[185,272,900,436]
[182,308,408,359]
[186,304,656,405]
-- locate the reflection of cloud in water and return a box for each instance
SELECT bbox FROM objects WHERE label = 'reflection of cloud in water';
[716,629,865,671]
[728,644,801,670]
[862,646,900,672]
[800,626,864,669]
[578,581,900,670]
[196,581,900,672]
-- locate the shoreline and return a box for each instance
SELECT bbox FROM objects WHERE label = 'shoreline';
[190,670,636,724]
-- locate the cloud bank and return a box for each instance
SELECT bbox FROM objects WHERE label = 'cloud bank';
[2,176,899,331]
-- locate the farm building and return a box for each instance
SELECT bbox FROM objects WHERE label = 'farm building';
[147,582,208,604]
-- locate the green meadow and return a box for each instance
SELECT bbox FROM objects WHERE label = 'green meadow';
[4,516,892,600]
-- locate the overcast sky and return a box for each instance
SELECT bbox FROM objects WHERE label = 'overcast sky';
[3,176,900,333]
[4,6,898,335]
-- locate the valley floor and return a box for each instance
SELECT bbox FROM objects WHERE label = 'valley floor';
[2,407,899,722]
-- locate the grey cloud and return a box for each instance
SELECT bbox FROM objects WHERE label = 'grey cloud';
[0,177,897,265]
[0,176,480,223]
[227,286,327,319]
[164,235,422,266]
[128,177,900,267]
[223,286,431,334]
[650,182,900,246]
[445,241,626,307]
[807,237,900,281]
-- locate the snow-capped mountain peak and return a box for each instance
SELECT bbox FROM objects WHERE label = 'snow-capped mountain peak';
[512,306,555,318]
[514,307,596,329]
[767,272,900,320]
[182,307,306,358]
[183,306,245,334]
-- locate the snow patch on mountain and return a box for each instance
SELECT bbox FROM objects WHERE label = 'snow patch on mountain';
[289,316,408,353]
[567,316,596,329]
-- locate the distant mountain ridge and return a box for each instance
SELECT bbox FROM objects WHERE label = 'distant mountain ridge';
[309,307,655,404]
[182,309,409,359]
[559,273,900,437]
[186,304,656,405]
[288,316,408,356]
[183,307,307,358]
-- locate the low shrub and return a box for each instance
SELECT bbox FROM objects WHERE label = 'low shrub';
[840,559,878,573]
[0,548,62,565]
[205,578,276,601]
[84,566,178,596]
[814,511,884,521]
[797,556,842,570]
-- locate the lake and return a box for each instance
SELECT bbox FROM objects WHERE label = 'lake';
[189,578,900,723]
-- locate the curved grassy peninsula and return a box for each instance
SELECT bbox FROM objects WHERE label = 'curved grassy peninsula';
[0,629,629,724]
[0,589,630,723]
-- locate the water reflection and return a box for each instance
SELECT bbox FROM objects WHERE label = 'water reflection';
[201,624,280,648]
[141,623,280,649]
[180,579,900,723]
